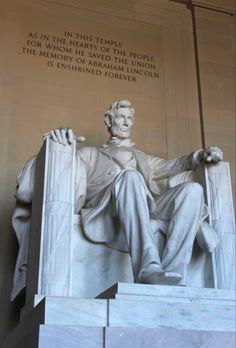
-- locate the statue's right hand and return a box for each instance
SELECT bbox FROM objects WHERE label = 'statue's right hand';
[43,128,86,145]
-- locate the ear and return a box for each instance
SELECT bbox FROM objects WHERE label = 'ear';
[104,114,112,128]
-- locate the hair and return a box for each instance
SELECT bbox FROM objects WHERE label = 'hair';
[104,99,135,128]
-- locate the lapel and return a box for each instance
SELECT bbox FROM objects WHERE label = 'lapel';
[132,149,151,185]
[100,144,152,187]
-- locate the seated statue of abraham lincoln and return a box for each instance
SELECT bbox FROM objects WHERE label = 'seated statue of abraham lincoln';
[11,99,223,299]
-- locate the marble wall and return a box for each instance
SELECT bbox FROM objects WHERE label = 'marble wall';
[0,0,235,345]
[195,6,235,203]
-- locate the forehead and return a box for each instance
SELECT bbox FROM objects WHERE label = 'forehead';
[115,108,134,118]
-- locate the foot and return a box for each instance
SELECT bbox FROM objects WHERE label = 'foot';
[141,271,182,286]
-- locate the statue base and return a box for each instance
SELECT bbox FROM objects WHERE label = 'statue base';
[4,283,236,348]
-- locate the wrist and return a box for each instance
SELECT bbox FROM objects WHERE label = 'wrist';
[193,149,205,167]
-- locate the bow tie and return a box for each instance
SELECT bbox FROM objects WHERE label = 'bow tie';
[102,137,135,148]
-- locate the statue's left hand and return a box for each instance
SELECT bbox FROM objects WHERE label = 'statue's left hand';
[198,146,223,164]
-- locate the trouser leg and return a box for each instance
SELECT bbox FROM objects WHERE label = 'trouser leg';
[112,170,162,282]
[152,182,204,282]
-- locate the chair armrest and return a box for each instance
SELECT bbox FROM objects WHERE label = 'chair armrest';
[195,162,235,290]
[26,138,76,301]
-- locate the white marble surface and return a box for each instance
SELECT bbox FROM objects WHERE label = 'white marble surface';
[114,293,234,305]
[108,299,235,331]
[97,282,235,303]
[39,139,75,297]
[6,325,236,348]
[205,162,235,290]
[105,327,236,348]
[99,282,236,333]
[39,325,103,348]
[38,285,235,333]
[43,297,107,326]
[5,287,235,347]
[71,216,133,298]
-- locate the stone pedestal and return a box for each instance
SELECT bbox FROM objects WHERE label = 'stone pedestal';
[4,283,235,348]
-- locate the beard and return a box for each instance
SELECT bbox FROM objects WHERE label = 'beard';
[110,125,131,139]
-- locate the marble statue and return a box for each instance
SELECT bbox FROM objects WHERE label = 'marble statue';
[11,99,224,300]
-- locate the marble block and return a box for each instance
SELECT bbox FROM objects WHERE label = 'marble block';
[6,326,104,348]
[105,327,236,348]
[41,297,108,326]
[100,283,236,332]
[97,282,235,305]
[108,298,235,331]
[39,326,104,348]
[4,297,107,348]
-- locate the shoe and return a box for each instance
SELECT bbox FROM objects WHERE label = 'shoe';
[142,271,182,285]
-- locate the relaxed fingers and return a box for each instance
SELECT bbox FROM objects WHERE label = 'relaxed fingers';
[55,129,63,144]
[50,130,58,142]
[61,128,67,145]
[67,128,74,144]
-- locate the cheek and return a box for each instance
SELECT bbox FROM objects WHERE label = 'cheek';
[113,120,122,128]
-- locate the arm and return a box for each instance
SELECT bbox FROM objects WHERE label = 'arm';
[149,146,224,179]
[146,147,223,196]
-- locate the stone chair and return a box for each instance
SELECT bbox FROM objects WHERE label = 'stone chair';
[20,138,235,310]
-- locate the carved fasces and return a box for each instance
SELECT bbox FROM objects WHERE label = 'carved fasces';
[27,138,75,300]
[41,139,75,296]
[204,162,235,290]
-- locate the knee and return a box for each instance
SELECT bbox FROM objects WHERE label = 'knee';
[181,182,204,201]
[121,170,143,184]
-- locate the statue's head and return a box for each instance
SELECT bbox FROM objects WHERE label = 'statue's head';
[104,100,135,139]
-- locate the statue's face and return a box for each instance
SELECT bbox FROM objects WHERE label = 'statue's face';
[110,108,134,139]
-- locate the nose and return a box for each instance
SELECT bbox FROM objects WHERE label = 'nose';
[123,117,129,126]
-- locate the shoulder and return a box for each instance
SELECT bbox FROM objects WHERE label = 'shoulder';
[78,146,98,158]
[77,146,107,168]
[78,146,98,154]
[133,148,155,162]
